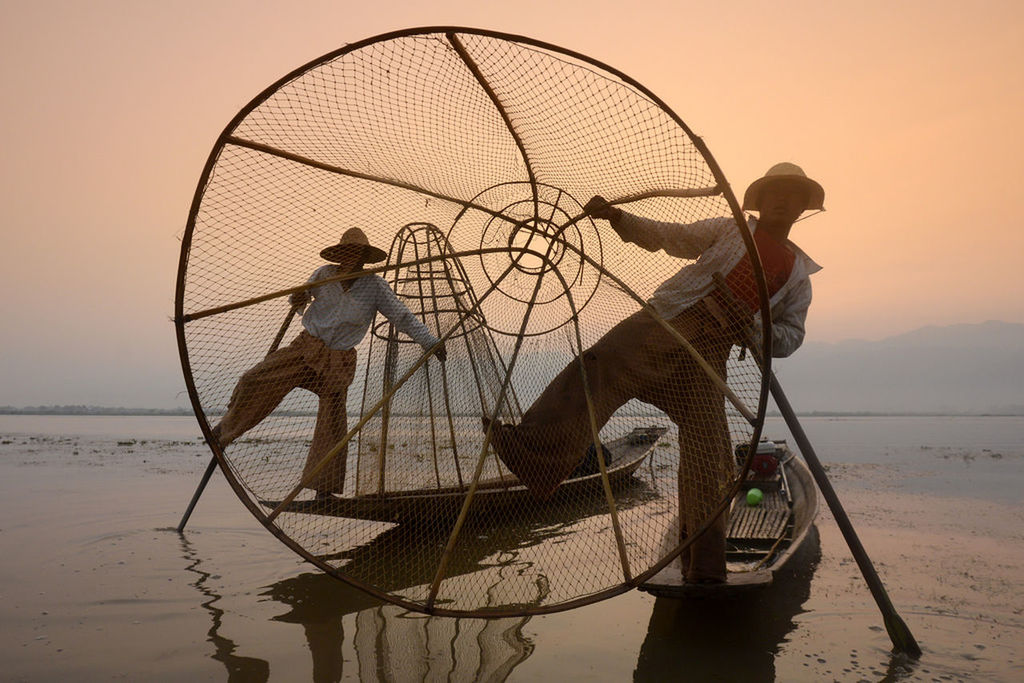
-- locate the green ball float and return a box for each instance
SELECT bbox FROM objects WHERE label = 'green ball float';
[746,487,764,506]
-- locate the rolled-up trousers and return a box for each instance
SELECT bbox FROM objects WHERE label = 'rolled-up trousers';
[510,302,738,579]
[216,331,357,494]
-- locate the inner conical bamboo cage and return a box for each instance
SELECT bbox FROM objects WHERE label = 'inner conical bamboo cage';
[355,222,522,497]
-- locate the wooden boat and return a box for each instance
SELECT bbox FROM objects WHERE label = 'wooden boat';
[639,440,818,597]
[263,425,666,524]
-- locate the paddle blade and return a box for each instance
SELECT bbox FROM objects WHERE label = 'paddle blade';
[885,611,923,659]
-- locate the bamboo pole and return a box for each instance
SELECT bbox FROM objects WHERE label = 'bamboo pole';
[419,235,462,490]
[226,135,524,231]
[179,232,751,425]
[425,240,555,609]
[447,32,539,221]
[614,186,721,203]
[711,272,921,658]
[411,239,443,490]
[176,303,300,532]
[771,378,921,657]
[375,331,396,496]
[178,247,518,324]
[444,249,503,487]
[175,455,219,534]
[554,267,633,581]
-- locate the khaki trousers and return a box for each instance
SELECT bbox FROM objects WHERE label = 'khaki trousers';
[216,331,357,494]
[510,303,737,580]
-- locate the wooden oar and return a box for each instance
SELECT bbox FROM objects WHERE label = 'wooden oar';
[709,272,921,657]
[769,376,922,657]
[176,303,302,533]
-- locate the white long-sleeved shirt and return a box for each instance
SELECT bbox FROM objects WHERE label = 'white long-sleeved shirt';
[616,212,822,358]
[300,266,439,351]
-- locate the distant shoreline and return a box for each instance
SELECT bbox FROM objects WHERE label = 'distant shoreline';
[2,406,1022,418]
[0,406,195,416]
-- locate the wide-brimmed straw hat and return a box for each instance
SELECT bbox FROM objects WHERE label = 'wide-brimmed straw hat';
[741,162,825,212]
[319,227,387,264]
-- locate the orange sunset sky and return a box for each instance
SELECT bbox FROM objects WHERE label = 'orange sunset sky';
[1,0,1022,408]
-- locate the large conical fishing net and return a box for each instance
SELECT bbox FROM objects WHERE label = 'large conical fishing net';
[175,27,772,616]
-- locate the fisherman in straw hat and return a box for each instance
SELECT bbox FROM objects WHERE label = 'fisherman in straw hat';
[487,163,824,583]
[212,227,446,498]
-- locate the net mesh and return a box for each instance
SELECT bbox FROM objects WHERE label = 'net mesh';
[176,28,770,616]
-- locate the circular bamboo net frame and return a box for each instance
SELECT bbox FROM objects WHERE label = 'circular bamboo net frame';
[175,27,772,617]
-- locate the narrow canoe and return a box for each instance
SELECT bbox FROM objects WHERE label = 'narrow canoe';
[263,425,667,524]
[639,441,819,597]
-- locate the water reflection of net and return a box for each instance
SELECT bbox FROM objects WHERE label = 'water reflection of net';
[175,27,771,616]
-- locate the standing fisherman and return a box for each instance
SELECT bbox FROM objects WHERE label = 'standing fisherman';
[487,163,824,583]
[211,228,446,498]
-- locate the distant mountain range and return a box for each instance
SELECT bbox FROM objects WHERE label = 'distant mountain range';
[772,320,1024,414]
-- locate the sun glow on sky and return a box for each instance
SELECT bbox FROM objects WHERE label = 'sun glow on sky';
[1,0,1022,407]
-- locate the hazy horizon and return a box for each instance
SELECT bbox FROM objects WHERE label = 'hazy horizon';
[1,319,1019,413]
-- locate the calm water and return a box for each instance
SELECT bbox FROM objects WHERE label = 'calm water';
[1,414,1022,681]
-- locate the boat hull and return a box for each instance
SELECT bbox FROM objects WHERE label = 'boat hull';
[263,426,666,524]
[639,443,818,597]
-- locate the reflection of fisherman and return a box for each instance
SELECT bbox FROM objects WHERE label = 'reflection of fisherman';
[636,528,820,679]
[212,228,446,498]
[488,163,824,583]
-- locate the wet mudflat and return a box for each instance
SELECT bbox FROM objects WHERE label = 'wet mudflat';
[1,415,1021,681]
